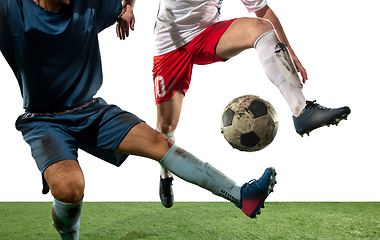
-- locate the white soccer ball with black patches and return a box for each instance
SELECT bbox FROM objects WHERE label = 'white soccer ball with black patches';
[221,95,279,152]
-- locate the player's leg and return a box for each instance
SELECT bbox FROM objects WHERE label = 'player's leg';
[115,122,171,160]
[216,17,273,59]
[153,44,195,207]
[216,17,307,117]
[156,90,185,134]
[216,18,351,136]
[43,160,84,240]
[44,160,85,203]
[155,90,185,207]
[16,114,87,240]
[115,123,276,218]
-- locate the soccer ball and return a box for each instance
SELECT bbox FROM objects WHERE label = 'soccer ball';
[221,95,278,152]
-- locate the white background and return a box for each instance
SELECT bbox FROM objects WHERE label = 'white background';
[0,0,379,203]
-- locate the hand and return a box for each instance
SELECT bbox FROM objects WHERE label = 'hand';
[116,3,135,40]
[294,58,308,84]
[290,51,308,84]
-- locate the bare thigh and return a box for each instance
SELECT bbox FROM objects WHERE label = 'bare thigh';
[215,17,273,59]
[115,122,174,161]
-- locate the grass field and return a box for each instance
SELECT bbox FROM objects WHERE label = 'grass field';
[1,202,379,239]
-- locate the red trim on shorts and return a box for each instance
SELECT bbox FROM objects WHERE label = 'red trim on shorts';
[153,19,236,104]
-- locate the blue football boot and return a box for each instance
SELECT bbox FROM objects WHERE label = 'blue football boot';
[293,101,351,136]
[236,167,277,218]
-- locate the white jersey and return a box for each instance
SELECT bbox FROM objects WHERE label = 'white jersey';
[153,0,267,56]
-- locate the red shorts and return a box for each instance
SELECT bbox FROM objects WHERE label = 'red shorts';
[153,19,236,104]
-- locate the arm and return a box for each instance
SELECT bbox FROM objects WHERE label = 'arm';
[116,0,136,40]
[255,5,308,83]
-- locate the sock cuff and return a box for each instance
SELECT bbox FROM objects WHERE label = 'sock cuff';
[254,29,278,49]
[156,125,176,141]
[53,198,83,207]
[159,143,179,167]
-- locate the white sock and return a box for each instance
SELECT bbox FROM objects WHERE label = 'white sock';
[157,126,175,179]
[52,198,82,240]
[255,30,306,117]
[160,144,241,205]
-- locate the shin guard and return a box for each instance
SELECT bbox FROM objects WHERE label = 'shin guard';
[255,30,306,116]
[52,198,82,240]
[160,144,241,204]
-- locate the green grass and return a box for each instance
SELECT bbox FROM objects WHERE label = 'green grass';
[0,202,379,239]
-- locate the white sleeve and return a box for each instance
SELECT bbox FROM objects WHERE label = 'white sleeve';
[240,0,267,13]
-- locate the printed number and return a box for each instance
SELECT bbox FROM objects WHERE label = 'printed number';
[155,75,166,98]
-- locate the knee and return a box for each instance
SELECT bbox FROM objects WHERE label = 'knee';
[51,180,84,203]
[44,160,85,203]
[154,130,174,148]
[48,174,85,203]
[52,178,85,203]
[256,18,274,33]
[247,18,274,46]
[157,118,177,134]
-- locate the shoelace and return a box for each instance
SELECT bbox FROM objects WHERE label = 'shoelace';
[244,179,259,191]
[306,100,329,110]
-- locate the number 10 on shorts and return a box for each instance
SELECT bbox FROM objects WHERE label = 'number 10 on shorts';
[155,75,166,98]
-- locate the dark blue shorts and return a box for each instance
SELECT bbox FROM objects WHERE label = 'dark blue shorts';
[16,98,143,173]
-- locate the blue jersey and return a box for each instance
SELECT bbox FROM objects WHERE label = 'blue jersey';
[0,0,122,112]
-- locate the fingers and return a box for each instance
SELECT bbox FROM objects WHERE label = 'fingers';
[116,22,122,39]
[130,17,135,31]
[116,18,135,40]
[293,59,308,83]
[116,25,125,40]
[123,23,130,39]
[298,64,308,83]
[116,21,123,40]
[301,70,308,83]
[116,22,129,40]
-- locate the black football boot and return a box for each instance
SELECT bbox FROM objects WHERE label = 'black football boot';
[293,101,351,136]
[159,176,174,208]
